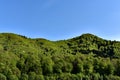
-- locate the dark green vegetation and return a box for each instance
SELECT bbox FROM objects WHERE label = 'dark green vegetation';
[0,33,120,80]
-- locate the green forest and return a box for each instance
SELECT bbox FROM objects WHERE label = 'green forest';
[0,33,120,80]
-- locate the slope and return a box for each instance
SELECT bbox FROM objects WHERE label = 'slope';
[0,33,120,80]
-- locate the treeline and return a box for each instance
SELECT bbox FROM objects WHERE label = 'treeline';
[0,33,120,80]
[1,53,120,80]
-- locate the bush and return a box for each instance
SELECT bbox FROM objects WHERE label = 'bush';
[0,73,6,80]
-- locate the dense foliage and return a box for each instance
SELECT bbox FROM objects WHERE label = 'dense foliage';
[0,33,120,80]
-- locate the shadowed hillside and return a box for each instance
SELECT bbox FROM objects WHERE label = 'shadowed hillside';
[0,33,120,80]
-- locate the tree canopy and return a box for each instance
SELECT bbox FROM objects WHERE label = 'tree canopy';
[0,33,120,80]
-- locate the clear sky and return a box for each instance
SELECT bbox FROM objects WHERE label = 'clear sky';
[0,0,120,41]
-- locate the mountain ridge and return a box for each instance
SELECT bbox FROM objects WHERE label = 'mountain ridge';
[0,32,120,58]
[0,32,118,41]
[0,32,120,80]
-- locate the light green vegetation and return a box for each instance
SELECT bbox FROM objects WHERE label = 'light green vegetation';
[0,33,120,80]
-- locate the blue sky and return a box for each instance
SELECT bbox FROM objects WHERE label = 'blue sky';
[0,0,120,41]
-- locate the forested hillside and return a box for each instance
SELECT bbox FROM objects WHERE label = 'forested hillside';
[0,33,120,80]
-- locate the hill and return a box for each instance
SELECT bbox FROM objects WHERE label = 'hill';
[0,33,120,80]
